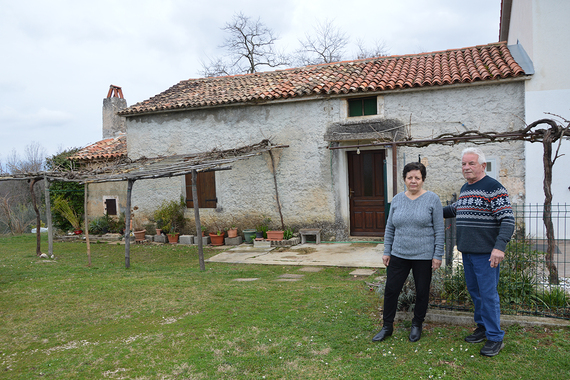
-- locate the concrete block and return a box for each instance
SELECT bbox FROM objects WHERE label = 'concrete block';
[254,240,271,248]
[154,234,166,243]
[202,236,210,245]
[179,235,194,245]
[225,236,243,246]
[271,237,300,247]
[145,235,153,242]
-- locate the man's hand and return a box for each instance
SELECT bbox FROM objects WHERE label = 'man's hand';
[383,255,390,267]
[489,249,505,268]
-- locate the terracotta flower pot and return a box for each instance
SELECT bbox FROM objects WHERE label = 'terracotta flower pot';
[209,232,225,246]
[167,233,179,244]
[134,230,146,242]
[266,230,284,241]
[227,228,238,238]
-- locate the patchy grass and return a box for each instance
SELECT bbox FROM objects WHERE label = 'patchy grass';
[1,234,569,379]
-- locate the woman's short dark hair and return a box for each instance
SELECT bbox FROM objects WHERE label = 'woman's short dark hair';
[402,162,426,181]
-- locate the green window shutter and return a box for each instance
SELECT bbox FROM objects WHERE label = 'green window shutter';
[348,100,362,117]
[363,98,377,115]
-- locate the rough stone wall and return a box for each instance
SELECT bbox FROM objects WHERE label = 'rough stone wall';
[127,100,343,236]
[384,81,526,204]
[126,80,526,239]
[102,97,127,139]
[86,182,128,221]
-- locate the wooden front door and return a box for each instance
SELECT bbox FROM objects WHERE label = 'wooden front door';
[348,150,386,236]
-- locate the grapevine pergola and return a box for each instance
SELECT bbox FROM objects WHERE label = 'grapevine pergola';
[0,139,288,270]
[329,115,570,284]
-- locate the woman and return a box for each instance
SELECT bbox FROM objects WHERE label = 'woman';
[372,162,444,343]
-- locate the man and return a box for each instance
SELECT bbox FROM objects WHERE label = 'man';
[443,147,515,357]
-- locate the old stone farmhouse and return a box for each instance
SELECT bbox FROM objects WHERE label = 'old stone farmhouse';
[118,41,528,240]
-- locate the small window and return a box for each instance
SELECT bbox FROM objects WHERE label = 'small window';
[185,171,217,208]
[105,198,117,216]
[348,97,377,117]
[485,158,498,179]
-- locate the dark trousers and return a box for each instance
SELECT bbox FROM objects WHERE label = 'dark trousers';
[382,255,433,326]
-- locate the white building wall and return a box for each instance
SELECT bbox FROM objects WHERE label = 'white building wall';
[508,0,570,238]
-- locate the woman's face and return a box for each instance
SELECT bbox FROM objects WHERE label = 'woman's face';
[404,169,424,193]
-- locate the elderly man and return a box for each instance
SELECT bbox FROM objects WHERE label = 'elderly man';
[443,147,515,357]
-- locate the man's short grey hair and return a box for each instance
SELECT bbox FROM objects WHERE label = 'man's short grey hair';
[461,147,486,164]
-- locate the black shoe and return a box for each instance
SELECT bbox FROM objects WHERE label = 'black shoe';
[372,325,393,342]
[480,340,505,357]
[409,324,422,342]
[465,325,486,343]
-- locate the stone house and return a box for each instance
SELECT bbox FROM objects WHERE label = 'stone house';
[118,42,529,240]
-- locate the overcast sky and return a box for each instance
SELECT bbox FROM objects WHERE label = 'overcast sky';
[0,0,502,164]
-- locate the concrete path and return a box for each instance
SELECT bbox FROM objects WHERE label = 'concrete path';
[206,242,385,268]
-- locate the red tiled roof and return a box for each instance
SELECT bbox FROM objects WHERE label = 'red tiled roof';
[119,42,526,116]
[70,135,126,161]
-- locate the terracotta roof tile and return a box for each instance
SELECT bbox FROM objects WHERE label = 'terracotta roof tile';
[119,42,527,117]
[70,135,126,161]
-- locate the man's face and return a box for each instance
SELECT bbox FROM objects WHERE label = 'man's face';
[461,153,486,184]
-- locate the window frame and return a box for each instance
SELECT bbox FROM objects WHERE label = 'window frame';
[348,97,377,117]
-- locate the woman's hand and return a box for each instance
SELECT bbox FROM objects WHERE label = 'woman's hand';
[432,259,442,270]
[383,255,390,267]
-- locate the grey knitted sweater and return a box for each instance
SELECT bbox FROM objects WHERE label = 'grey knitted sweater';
[383,191,445,261]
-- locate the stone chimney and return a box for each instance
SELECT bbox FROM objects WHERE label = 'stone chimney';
[102,85,127,139]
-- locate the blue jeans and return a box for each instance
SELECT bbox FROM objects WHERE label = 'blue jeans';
[462,252,504,342]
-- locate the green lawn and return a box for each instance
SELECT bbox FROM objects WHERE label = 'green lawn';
[1,234,569,379]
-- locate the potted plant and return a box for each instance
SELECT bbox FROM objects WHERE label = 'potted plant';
[243,229,256,243]
[209,230,225,245]
[266,230,284,241]
[166,224,179,244]
[153,197,186,243]
[255,216,271,239]
[226,224,238,238]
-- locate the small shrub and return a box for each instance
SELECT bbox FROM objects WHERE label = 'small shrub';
[152,197,186,233]
[283,227,294,240]
[536,287,570,309]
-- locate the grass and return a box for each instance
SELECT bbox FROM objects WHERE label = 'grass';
[1,234,569,379]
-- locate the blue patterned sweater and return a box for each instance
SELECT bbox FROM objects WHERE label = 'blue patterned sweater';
[443,175,515,253]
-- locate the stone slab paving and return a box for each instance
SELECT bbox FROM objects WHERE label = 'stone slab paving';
[232,278,260,282]
[207,243,385,268]
[298,267,323,272]
[349,269,377,276]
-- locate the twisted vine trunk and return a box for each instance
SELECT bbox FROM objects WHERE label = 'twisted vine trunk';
[541,127,560,285]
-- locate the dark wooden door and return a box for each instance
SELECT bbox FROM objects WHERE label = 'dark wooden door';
[348,150,386,236]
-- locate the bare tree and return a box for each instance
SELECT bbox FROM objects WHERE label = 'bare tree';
[201,12,290,77]
[296,19,349,66]
[6,142,46,174]
[355,38,389,59]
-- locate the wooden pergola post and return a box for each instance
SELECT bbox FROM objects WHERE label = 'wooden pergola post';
[43,174,54,257]
[124,179,135,269]
[192,169,205,271]
[84,182,91,267]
